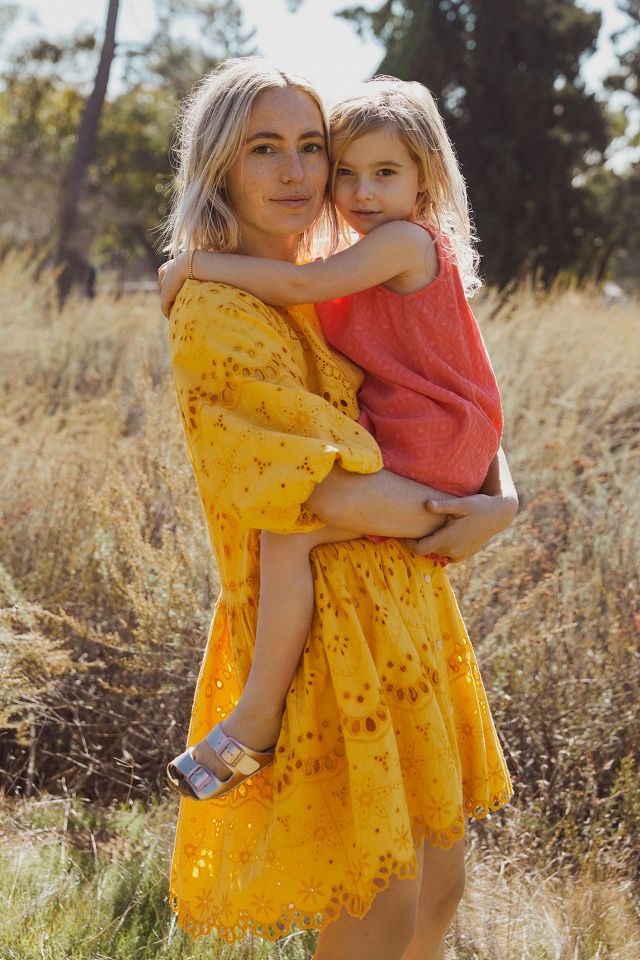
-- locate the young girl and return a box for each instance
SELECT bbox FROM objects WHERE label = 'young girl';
[164,77,504,801]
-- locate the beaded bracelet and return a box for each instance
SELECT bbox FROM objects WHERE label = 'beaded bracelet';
[188,249,196,281]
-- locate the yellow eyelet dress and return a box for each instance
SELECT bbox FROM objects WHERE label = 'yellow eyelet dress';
[168,282,512,943]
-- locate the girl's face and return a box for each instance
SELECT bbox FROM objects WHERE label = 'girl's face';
[225,87,329,259]
[332,124,425,236]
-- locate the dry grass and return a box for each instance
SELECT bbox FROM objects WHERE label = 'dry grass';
[0,254,638,956]
[1,797,638,959]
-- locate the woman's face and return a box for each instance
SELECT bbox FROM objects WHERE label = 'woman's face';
[225,86,329,259]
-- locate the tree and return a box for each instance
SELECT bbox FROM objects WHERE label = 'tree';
[330,0,612,286]
[598,0,640,287]
[55,0,120,304]
[0,0,255,286]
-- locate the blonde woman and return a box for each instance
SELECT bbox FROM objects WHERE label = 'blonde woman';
[164,57,516,960]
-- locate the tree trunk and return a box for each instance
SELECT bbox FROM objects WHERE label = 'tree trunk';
[131,222,166,275]
[56,0,120,305]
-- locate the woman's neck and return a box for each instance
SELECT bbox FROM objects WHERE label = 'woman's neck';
[236,233,300,263]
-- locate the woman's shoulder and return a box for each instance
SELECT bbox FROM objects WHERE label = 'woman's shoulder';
[172,279,283,326]
[170,280,294,354]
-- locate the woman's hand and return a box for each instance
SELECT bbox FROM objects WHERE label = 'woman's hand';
[158,252,188,318]
[411,492,518,563]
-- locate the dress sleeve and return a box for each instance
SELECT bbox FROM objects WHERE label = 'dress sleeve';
[169,283,383,534]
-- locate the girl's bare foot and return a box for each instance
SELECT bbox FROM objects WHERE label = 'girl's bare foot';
[191,703,283,783]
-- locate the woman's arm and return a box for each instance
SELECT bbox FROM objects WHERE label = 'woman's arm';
[305,465,449,539]
[411,447,518,562]
[159,221,431,316]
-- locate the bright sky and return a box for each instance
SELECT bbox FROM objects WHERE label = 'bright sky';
[5,0,632,106]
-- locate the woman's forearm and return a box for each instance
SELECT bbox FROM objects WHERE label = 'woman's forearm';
[305,465,448,538]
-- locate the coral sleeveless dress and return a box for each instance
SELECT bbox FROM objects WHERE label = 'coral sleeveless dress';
[168,282,512,943]
[317,225,502,496]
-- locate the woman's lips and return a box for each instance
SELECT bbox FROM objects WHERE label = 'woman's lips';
[271,196,311,206]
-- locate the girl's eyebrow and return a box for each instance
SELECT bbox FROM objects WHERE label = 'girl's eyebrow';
[245,129,325,143]
[337,159,404,167]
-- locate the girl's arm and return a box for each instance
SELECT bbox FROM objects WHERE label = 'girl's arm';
[411,447,518,562]
[159,220,431,316]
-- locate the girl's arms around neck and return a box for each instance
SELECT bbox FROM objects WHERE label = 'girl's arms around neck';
[159,221,436,317]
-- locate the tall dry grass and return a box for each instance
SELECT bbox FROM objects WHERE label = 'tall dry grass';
[0,253,638,957]
[0,252,218,798]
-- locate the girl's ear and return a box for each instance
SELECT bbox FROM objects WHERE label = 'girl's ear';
[416,186,430,207]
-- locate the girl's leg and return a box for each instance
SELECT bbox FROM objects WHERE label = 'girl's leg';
[402,839,465,960]
[191,526,356,779]
[314,847,424,960]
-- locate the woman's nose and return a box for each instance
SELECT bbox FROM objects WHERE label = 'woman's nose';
[281,150,304,183]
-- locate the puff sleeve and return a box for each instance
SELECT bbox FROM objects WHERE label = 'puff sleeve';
[169,283,383,534]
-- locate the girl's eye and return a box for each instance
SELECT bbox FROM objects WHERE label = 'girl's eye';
[335,168,352,177]
[378,168,395,176]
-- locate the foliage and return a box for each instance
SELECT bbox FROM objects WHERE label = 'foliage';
[607,0,640,100]
[337,0,614,287]
[0,0,255,275]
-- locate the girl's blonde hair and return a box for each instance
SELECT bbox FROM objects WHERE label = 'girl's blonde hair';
[165,57,331,260]
[329,77,481,296]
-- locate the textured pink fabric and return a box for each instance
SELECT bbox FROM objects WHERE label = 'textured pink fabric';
[316,225,503,497]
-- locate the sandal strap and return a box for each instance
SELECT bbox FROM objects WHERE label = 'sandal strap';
[205,725,264,777]
[167,750,231,799]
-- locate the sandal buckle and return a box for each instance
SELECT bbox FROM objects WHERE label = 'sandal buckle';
[188,766,214,789]
[219,738,244,767]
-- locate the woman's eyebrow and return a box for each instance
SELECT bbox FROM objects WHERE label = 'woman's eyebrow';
[245,129,325,143]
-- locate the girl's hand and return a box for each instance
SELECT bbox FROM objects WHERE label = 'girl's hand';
[158,252,188,318]
[412,493,518,563]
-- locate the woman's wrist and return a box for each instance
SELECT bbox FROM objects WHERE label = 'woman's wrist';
[187,248,197,281]
[491,489,518,529]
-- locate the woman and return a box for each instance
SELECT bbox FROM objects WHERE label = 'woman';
[164,57,516,960]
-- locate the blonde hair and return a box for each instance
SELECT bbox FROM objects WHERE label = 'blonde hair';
[329,77,481,296]
[165,57,331,260]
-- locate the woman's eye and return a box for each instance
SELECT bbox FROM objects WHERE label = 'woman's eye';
[252,144,275,155]
[303,143,324,154]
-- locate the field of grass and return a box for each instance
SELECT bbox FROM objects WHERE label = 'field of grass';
[1,252,638,958]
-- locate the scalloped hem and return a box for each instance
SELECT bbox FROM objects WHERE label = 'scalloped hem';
[168,789,512,943]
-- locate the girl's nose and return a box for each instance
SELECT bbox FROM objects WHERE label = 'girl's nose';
[354,177,374,201]
[281,150,304,183]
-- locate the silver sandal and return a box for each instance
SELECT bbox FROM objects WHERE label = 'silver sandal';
[166,723,275,801]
